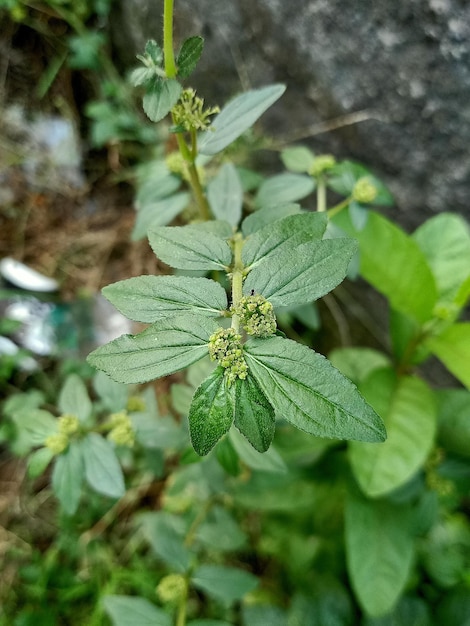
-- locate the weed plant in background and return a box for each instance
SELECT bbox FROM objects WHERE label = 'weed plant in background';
[2,0,470,624]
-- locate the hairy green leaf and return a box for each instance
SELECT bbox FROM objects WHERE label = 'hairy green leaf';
[242,212,327,268]
[148,224,232,270]
[132,192,190,240]
[334,210,437,323]
[241,203,302,236]
[103,595,171,626]
[87,316,216,384]
[207,162,243,227]
[58,374,92,422]
[176,36,204,78]
[191,564,258,604]
[82,433,125,499]
[255,173,315,208]
[245,337,386,442]
[143,77,182,122]
[189,367,234,456]
[345,492,414,617]
[103,275,227,323]
[52,442,84,516]
[350,369,436,497]
[198,84,286,155]
[243,238,357,307]
[233,374,275,452]
[413,212,470,303]
[427,323,470,389]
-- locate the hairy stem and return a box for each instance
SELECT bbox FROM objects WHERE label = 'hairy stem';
[231,234,245,333]
[163,0,177,78]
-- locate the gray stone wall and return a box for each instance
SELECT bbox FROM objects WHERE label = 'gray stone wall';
[111,0,470,229]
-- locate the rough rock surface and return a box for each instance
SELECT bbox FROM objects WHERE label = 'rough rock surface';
[111,0,470,229]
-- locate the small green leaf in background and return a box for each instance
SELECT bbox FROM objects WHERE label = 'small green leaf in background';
[103,275,227,323]
[328,160,394,206]
[280,145,316,173]
[233,374,275,452]
[103,595,171,626]
[188,621,233,626]
[245,336,386,443]
[58,373,92,422]
[229,428,287,474]
[243,237,357,307]
[93,371,128,413]
[207,162,243,227]
[135,162,181,208]
[132,192,190,241]
[148,224,232,270]
[255,173,315,208]
[348,200,369,231]
[176,35,204,78]
[345,492,415,617]
[241,203,302,236]
[334,210,437,324]
[328,347,391,385]
[413,212,470,304]
[198,84,286,155]
[143,77,182,123]
[82,433,125,499]
[242,211,327,268]
[362,596,431,626]
[189,367,235,456]
[436,388,470,458]
[427,322,470,389]
[138,511,190,572]
[27,446,54,478]
[191,564,258,604]
[52,441,84,516]
[349,369,436,497]
[87,315,216,384]
[195,506,247,552]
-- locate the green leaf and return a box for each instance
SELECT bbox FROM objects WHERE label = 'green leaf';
[243,237,357,307]
[195,506,247,552]
[328,347,391,385]
[255,173,315,208]
[207,162,243,227]
[11,408,57,451]
[135,163,180,208]
[427,323,470,389]
[245,336,386,442]
[131,413,185,451]
[143,77,182,123]
[103,595,171,626]
[132,192,190,240]
[349,369,436,497]
[93,371,128,413]
[87,315,216,384]
[345,492,414,617]
[188,621,233,626]
[176,35,204,78]
[233,374,275,452]
[82,433,125,499]
[242,212,327,268]
[144,39,163,65]
[241,203,302,236]
[437,389,470,458]
[188,367,235,456]
[413,212,470,303]
[198,84,286,155]
[52,441,84,515]
[280,145,315,173]
[229,428,287,474]
[191,564,258,604]
[148,224,232,270]
[138,511,190,572]
[329,160,394,205]
[103,275,227,323]
[58,374,92,422]
[27,446,54,478]
[348,200,369,230]
[334,210,437,323]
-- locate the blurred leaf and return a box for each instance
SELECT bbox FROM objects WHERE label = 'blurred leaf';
[199,84,285,155]
[241,203,302,236]
[436,388,470,457]
[229,427,286,474]
[27,446,54,478]
[138,511,191,572]
[427,323,470,389]
[52,442,84,516]
[207,162,243,227]
[58,374,92,422]
[195,506,247,552]
[328,161,393,205]
[11,409,57,448]
[68,32,105,70]
[191,564,258,604]
[82,433,125,499]
[103,595,171,626]
[243,605,287,626]
[280,145,315,173]
[93,371,129,413]
[255,173,315,208]
[132,192,190,240]
[131,414,186,450]
[328,347,391,385]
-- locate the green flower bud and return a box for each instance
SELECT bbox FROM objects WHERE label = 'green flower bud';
[156,574,187,604]
[352,177,378,204]
[309,154,336,177]
[108,423,135,447]
[58,414,80,436]
[172,88,220,132]
[208,327,248,385]
[45,432,69,455]
[127,395,146,413]
[234,294,277,337]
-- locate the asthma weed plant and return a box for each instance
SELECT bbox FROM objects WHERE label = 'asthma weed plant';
[87,1,386,456]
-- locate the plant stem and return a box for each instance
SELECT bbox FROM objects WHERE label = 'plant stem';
[317,176,327,212]
[327,195,352,218]
[175,593,187,626]
[231,234,245,333]
[163,0,177,78]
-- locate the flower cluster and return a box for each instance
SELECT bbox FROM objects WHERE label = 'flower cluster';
[208,327,248,385]
[165,151,206,184]
[106,411,135,447]
[156,574,187,604]
[310,154,336,177]
[352,177,378,204]
[172,88,220,132]
[44,414,80,455]
[234,294,277,337]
